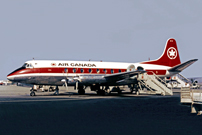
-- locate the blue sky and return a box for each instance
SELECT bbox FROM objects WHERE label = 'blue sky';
[1,0,202,79]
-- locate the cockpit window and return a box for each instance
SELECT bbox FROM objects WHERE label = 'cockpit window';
[22,63,28,68]
[22,63,33,68]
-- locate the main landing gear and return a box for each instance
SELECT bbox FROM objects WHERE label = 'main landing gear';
[96,87,110,96]
[91,85,122,96]
[78,86,85,95]
[90,85,109,96]
[29,85,60,96]
[129,84,139,95]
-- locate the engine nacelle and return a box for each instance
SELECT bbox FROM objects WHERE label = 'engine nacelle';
[127,64,135,72]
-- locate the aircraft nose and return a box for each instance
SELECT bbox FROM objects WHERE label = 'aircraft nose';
[7,75,15,81]
[7,67,24,81]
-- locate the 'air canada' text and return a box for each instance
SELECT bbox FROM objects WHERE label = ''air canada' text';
[58,63,96,67]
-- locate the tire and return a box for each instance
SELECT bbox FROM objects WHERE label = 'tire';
[100,90,105,96]
[97,90,105,96]
[96,91,100,95]
[130,88,133,94]
[30,91,35,96]
[78,89,85,95]
[105,89,110,96]
[117,87,121,94]
[118,90,122,94]
[49,87,54,92]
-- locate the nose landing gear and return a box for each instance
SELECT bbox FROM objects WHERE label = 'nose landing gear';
[30,90,35,96]
[29,85,60,96]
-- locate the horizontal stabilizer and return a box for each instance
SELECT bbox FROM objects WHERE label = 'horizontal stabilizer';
[168,59,198,72]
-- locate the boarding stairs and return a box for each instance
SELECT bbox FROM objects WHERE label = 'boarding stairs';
[137,72,173,96]
[181,88,202,104]
[177,74,190,84]
[180,87,192,103]
[181,87,202,115]
[168,74,190,88]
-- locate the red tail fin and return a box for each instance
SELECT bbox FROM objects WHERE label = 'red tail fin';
[141,38,181,67]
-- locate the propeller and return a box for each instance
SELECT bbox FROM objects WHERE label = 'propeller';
[127,64,136,72]
[61,78,68,91]
[73,76,81,91]
[62,68,69,92]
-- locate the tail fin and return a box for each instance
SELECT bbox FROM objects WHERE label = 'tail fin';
[141,38,181,67]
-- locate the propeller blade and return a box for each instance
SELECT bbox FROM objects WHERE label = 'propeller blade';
[65,80,68,91]
[76,81,78,91]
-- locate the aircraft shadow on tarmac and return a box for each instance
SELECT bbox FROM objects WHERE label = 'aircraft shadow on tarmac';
[34,91,168,99]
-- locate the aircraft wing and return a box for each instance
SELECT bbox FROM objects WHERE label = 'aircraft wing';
[168,59,198,72]
[104,70,147,82]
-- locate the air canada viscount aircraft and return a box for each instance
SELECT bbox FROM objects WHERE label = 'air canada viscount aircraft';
[7,38,197,96]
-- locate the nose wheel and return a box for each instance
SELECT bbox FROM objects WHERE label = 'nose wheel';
[30,91,35,96]
[30,86,36,96]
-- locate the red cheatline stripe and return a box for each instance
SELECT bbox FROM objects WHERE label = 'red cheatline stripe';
[8,67,167,77]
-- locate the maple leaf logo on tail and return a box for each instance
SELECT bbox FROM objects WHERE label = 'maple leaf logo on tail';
[141,38,181,67]
[167,47,177,59]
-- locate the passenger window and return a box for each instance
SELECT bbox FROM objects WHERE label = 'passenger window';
[119,69,121,73]
[81,69,84,73]
[64,68,68,73]
[103,69,107,73]
[89,69,92,73]
[96,69,100,73]
[73,68,76,73]
[111,69,114,74]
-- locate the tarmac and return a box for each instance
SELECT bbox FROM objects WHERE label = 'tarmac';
[0,86,202,135]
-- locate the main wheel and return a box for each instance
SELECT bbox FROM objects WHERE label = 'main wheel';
[105,89,110,96]
[117,87,122,94]
[49,87,54,92]
[96,90,100,95]
[100,90,105,96]
[78,89,85,95]
[130,88,134,94]
[96,90,105,95]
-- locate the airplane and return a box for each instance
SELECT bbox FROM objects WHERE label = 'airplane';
[0,80,11,85]
[7,38,198,96]
[0,81,4,85]
[188,77,202,89]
